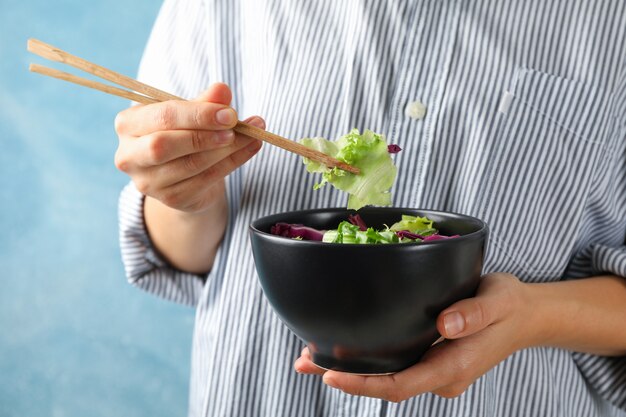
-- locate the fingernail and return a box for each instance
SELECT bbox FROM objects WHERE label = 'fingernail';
[443,311,465,337]
[214,129,234,145]
[248,116,265,129]
[215,108,236,126]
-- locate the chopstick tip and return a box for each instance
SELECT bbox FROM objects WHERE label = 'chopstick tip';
[339,163,360,175]
[26,38,37,51]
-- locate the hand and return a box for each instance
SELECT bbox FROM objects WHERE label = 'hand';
[294,273,538,402]
[114,82,264,213]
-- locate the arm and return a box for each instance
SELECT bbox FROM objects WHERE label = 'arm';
[529,275,626,356]
[294,272,626,402]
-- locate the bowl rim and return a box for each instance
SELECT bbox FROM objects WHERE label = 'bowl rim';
[249,207,488,247]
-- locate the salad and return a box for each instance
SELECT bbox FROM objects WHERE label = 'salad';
[270,214,459,244]
[301,129,400,210]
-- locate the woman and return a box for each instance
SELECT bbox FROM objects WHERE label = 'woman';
[115,0,626,415]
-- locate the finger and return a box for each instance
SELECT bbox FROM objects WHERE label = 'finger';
[301,346,311,360]
[145,134,257,190]
[194,82,232,105]
[437,274,516,339]
[437,297,495,339]
[294,356,326,375]
[116,100,238,137]
[241,115,266,131]
[322,339,469,401]
[322,370,419,403]
[231,114,265,148]
[125,129,236,168]
[124,115,265,193]
[294,347,326,375]
[118,115,265,171]
[209,136,263,178]
[154,140,262,210]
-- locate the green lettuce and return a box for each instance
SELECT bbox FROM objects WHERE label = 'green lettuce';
[270,213,460,245]
[389,215,437,236]
[322,221,401,244]
[301,129,397,210]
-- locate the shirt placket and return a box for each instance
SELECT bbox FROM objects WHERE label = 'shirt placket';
[386,0,462,209]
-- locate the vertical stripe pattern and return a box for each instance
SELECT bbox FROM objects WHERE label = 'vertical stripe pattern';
[118,0,626,416]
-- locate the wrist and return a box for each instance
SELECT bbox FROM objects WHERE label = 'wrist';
[522,282,562,349]
[504,279,557,351]
[143,181,228,274]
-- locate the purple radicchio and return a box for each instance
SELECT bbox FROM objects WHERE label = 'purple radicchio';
[270,223,325,241]
[348,214,368,231]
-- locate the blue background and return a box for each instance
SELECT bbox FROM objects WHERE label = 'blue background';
[0,2,196,416]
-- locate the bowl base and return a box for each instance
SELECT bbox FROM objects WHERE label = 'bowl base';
[311,360,396,376]
[310,351,418,375]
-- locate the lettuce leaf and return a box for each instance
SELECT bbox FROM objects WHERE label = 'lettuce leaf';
[322,221,400,244]
[389,215,437,236]
[270,214,459,244]
[301,129,397,210]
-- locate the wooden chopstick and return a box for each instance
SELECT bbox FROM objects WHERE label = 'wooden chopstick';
[29,64,158,105]
[28,38,180,102]
[27,38,360,175]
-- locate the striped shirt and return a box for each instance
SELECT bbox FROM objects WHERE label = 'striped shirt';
[118,0,626,416]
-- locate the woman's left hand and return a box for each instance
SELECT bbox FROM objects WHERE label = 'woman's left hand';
[294,272,542,402]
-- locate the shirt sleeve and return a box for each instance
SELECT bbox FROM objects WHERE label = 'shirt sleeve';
[592,245,626,278]
[118,182,205,307]
[116,0,214,306]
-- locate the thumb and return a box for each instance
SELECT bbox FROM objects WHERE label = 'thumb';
[437,297,495,339]
[194,82,232,105]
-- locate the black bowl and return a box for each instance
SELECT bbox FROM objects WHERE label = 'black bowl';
[249,207,488,374]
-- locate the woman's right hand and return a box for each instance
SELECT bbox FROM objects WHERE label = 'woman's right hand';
[114,82,264,213]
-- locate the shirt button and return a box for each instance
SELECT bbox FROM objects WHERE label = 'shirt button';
[405,100,427,120]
